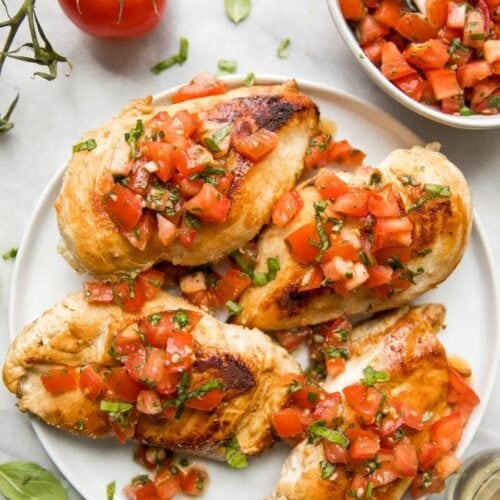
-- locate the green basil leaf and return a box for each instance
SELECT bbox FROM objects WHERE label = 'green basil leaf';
[151,37,189,75]
[224,437,248,468]
[0,461,67,500]
[107,480,116,500]
[100,400,133,413]
[277,38,291,58]
[225,0,251,24]
[307,421,349,448]
[226,300,243,315]
[244,72,255,86]
[72,138,97,153]
[361,366,389,386]
[218,59,238,74]
[2,247,18,260]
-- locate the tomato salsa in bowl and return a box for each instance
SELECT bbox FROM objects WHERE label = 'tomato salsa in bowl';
[326,0,500,128]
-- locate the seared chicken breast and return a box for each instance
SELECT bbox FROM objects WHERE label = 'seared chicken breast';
[272,304,456,499]
[55,80,320,278]
[3,292,300,459]
[236,145,472,330]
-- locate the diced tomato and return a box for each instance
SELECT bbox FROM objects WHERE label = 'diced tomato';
[112,279,147,313]
[419,441,444,469]
[125,479,158,500]
[107,367,144,402]
[173,145,213,176]
[156,214,177,247]
[426,68,461,99]
[313,392,342,422]
[358,15,390,45]
[393,440,418,476]
[403,39,449,69]
[392,399,426,430]
[213,267,252,304]
[380,415,404,437]
[292,385,324,409]
[104,184,143,231]
[271,407,304,438]
[79,366,105,399]
[137,270,165,301]
[349,474,368,497]
[171,73,227,103]
[157,371,182,397]
[274,328,310,351]
[286,223,321,264]
[343,383,382,424]
[375,245,411,264]
[178,214,197,248]
[374,0,402,28]
[166,332,195,372]
[272,190,304,227]
[214,171,234,195]
[304,134,333,169]
[173,172,203,197]
[121,211,156,251]
[448,368,480,407]
[186,388,225,411]
[142,142,175,183]
[111,409,138,444]
[449,44,473,67]
[374,216,413,249]
[370,462,400,487]
[154,467,181,498]
[41,367,78,394]
[396,13,438,42]
[364,264,393,287]
[322,257,369,290]
[322,240,359,263]
[180,465,209,496]
[381,41,417,81]
[430,412,465,451]
[340,0,367,20]
[314,170,350,200]
[114,326,144,356]
[127,163,152,197]
[368,185,400,217]
[484,40,500,64]
[326,357,347,378]
[323,441,348,464]
[136,389,163,415]
[447,2,467,28]
[299,266,324,292]
[471,78,500,112]
[184,183,231,223]
[463,9,486,49]
[83,280,114,303]
[349,433,380,460]
[364,39,385,65]
[332,190,369,216]
[394,73,426,101]
[435,452,461,479]
[457,61,492,87]
[172,110,199,137]
[410,472,445,497]
[426,0,448,27]
[492,59,500,74]
[329,140,366,166]
[233,128,279,162]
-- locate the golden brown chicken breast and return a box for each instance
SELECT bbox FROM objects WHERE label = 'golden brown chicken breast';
[235,145,472,330]
[3,291,301,459]
[271,304,479,499]
[55,79,320,278]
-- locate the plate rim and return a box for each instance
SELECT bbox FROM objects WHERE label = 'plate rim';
[8,74,500,497]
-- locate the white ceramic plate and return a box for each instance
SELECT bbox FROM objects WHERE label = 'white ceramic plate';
[325,0,500,130]
[9,75,499,499]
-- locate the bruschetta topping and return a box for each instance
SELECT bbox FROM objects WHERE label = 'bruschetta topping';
[271,359,479,499]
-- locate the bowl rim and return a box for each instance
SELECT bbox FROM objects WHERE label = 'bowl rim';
[325,0,500,130]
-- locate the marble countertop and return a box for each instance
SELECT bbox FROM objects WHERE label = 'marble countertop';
[0,0,499,498]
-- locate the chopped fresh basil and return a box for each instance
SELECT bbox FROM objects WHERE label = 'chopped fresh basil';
[2,247,18,260]
[72,138,96,153]
[173,310,189,329]
[203,124,231,152]
[358,250,371,266]
[448,37,461,53]
[289,379,303,393]
[244,72,256,86]
[107,480,116,500]
[470,33,485,40]
[224,437,248,468]
[325,346,349,359]
[361,366,389,386]
[218,59,238,75]
[0,462,67,500]
[179,458,190,467]
[336,328,350,342]
[150,37,189,74]
[459,106,473,116]
[400,174,416,186]
[369,172,382,185]
[385,255,404,270]
[402,266,424,284]
[266,257,280,281]
[124,119,144,158]
[147,313,162,326]
[164,371,190,419]
[226,300,243,314]
[364,458,380,475]
[422,411,434,423]
[418,248,432,257]
[231,250,256,276]
[320,460,336,479]
[252,271,268,286]
[307,391,319,403]
[408,183,451,212]
[277,38,291,58]
[184,212,201,230]
[188,380,225,400]
[74,419,85,431]
[394,427,405,440]
[365,481,374,499]
[420,471,433,489]
[225,0,251,24]
[311,201,331,261]
[100,400,133,413]
[131,475,150,486]
[242,256,281,286]
[307,421,349,448]
[489,96,500,108]
[169,465,180,476]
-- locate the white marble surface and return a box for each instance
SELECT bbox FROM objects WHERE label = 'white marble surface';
[0,0,498,498]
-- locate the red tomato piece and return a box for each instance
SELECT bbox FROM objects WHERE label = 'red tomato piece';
[374,0,402,28]
[375,245,411,264]
[104,184,143,231]
[358,15,390,46]
[457,61,492,88]
[121,211,156,251]
[364,39,385,65]
[114,326,144,357]
[154,467,181,498]
[41,367,78,394]
[448,368,480,407]
[314,170,350,199]
[364,264,394,287]
[274,328,310,352]
[83,280,114,303]
[368,185,401,217]
[180,465,209,496]
[374,216,413,249]
[323,441,348,464]
[343,383,382,424]
[213,268,252,304]
[127,163,152,197]
[124,480,158,500]
[304,134,333,169]
[463,9,486,49]
[79,366,105,399]
[430,412,465,451]
[272,190,304,227]
[171,73,227,103]
[435,452,461,479]
[106,367,144,402]
[156,214,177,248]
[410,472,445,497]
[233,128,279,162]
[403,39,449,69]
[326,357,347,378]
[426,0,448,27]
[426,68,461,100]
[286,223,322,264]
[370,462,400,487]
[112,279,147,313]
[186,388,225,411]
[173,145,213,176]
[393,440,418,477]
[329,140,366,166]
[184,183,231,223]
[173,172,203,197]
[171,110,199,138]
[292,385,325,409]
[142,142,175,183]
[394,73,426,101]
[137,269,165,301]
[271,407,304,438]
[178,214,198,248]
[419,441,443,469]
[332,190,369,216]
[136,389,163,415]
[350,434,380,460]
[340,0,367,20]
[313,392,342,422]
[396,13,438,42]
[381,41,417,81]
[484,40,500,64]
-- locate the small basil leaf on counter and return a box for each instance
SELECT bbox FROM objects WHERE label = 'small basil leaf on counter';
[2,247,18,260]
[0,461,67,500]
[151,37,189,75]
[225,0,251,24]
[277,38,291,58]
[218,59,238,74]
[107,480,116,500]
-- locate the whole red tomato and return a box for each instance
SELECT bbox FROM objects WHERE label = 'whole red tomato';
[58,0,167,39]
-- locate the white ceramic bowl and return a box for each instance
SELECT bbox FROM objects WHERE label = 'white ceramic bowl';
[326,0,500,129]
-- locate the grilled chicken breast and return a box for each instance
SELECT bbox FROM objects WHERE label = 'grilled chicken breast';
[236,145,472,330]
[272,304,451,499]
[55,81,320,278]
[3,292,300,459]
